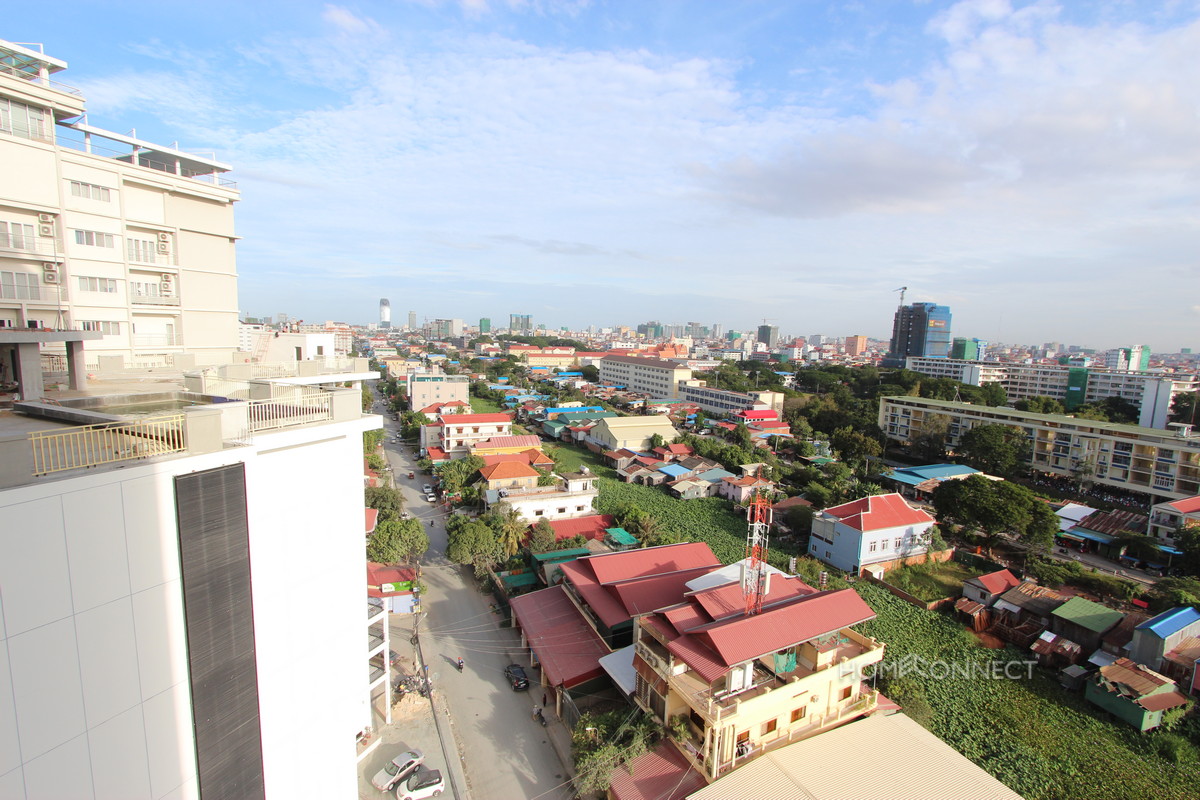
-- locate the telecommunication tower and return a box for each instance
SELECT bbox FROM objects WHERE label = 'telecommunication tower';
[742,493,773,616]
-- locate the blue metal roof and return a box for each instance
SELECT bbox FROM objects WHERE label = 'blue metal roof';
[1136,606,1200,637]
[1067,528,1115,544]
[889,464,979,485]
[697,468,735,482]
[657,464,690,478]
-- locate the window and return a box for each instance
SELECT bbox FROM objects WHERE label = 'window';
[129,281,163,298]
[575,505,585,511]
[557,508,566,514]
[127,238,157,263]
[841,686,853,700]
[791,707,806,723]
[80,320,121,335]
[895,537,903,549]
[77,276,117,293]
[74,230,116,248]
[0,271,39,300]
[761,718,777,735]
[534,510,544,516]
[69,181,111,202]
[868,541,877,553]
[0,221,35,250]
[0,98,49,141]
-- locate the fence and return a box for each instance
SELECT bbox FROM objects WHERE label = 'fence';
[29,414,186,475]
[246,393,332,433]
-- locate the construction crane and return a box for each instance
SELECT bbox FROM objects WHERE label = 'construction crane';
[742,493,773,616]
[894,286,907,306]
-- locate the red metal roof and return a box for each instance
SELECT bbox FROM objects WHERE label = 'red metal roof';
[586,542,720,585]
[545,514,616,542]
[609,741,705,800]
[479,461,540,480]
[365,508,379,535]
[970,569,1021,596]
[736,410,778,420]
[1167,495,1200,514]
[426,446,449,462]
[366,563,417,598]
[608,567,719,620]
[471,434,542,450]
[509,586,610,688]
[822,493,933,532]
[689,576,816,621]
[437,412,513,424]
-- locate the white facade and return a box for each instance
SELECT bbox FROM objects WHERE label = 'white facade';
[407,372,470,410]
[808,501,936,573]
[0,388,378,799]
[488,473,598,522]
[598,355,692,397]
[0,40,240,368]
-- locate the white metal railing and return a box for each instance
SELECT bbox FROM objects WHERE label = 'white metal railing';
[132,333,183,347]
[246,393,332,432]
[54,130,238,189]
[130,295,180,306]
[29,414,186,475]
[0,60,83,95]
[0,234,62,256]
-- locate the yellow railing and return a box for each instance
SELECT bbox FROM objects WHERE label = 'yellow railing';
[29,414,187,475]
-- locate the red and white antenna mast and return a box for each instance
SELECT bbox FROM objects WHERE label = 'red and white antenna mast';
[742,492,772,616]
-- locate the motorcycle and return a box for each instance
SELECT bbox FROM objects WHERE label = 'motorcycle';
[534,708,546,727]
[455,658,464,673]
[408,472,415,479]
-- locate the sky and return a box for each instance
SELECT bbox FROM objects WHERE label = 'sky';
[10,1,1200,350]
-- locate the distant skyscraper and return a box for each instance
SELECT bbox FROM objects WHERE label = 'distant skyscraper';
[711,323,722,340]
[479,317,491,333]
[509,314,532,334]
[808,334,826,347]
[379,298,391,329]
[756,325,780,348]
[1104,345,1151,372]
[845,335,868,356]
[885,302,952,366]
[408,310,417,331]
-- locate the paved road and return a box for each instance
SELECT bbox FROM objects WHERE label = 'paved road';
[378,406,574,800]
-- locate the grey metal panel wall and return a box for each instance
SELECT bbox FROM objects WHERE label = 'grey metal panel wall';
[175,464,265,800]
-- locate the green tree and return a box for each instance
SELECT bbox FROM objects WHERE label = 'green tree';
[365,486,405,521]
[957,424,1030,478]
[530,518,557,553]
[581,364,600,382]
[494,504,528,557]
[446,518,502,573]
[1014,396,1066,415]
[911,413,952,462]
[1169,392,1198,426]
[976,382,1008,407]
[435,455,485,495]
[366,518,429,564]
[830,426,882,475]
[649,433,667,449]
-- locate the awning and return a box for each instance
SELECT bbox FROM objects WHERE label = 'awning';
[605,527,638,546]
[1088,649,1118,668]
[993,599,1022,616]
[510,586,610,689]
[1157,544,1183,556]
[599,645,637,696]
[1057,531,1086,542]
[1068,529,1116,544]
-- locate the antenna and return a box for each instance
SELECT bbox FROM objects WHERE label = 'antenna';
[742,493,772,616]
[894,286,908,306]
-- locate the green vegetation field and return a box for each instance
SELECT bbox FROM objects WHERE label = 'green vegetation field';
[883,560,982,602]
[856,583,1199,800]
[469,395,504,414]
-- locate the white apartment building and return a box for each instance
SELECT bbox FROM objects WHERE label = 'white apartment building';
[0,40,239,369]
[298,321,354,356]
[0,366,380,799]
[903,357,1197,429]
[419,412,513,456]
[598,354,692,397]
[678,384,784,416]
[879,396,1200,505]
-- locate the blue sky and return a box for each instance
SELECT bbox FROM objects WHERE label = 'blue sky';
[12,1,1200,349]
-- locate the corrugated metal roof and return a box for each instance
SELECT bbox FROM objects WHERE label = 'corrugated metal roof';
[685,713,1023,800]
[821,493,934,532]
[967,569,1021,596]
[610,742,706,800]
[509,586,610,688]
[1098,657,1172,696]
[1051,597,1125,634]
[1136,606,1200,638]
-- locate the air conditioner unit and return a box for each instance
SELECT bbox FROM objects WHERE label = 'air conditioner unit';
[157,232,171,242]
[156,241,170,254]
[38,223,54,237]
[160,273,174,283]
[38,213,54,223]
[43,271,60,285]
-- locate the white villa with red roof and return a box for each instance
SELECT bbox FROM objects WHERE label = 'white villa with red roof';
[1148,494,1200,547]
[419,411,513,457]
[808,493,937,574]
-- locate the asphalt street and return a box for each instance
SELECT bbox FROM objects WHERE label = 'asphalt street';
[370,402,575,800]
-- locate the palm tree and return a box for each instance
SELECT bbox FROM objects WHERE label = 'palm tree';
[495,504,527,558]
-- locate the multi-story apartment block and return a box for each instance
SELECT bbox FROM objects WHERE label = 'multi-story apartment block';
[298,320,354,356]
[884,302,951,366]
[678,384,785,416]
[509,313,532,334]
[481,468,598,522]
[0,353,380,798]
[406,371,469,409]
[879,396,1200,510]
[844,335,868,357]
[903,357,1197,429]
[1148,495,1200,548]
[633,578,883,780]
[598,354,692,397]
[0,40,239,368]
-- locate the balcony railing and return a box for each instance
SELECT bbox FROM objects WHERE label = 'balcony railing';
[0,234,63,258]
[247,394,333,433]
[132,333,183,347]
[0,61,83,95]
[29,414,187,476]
[130,295,180,306]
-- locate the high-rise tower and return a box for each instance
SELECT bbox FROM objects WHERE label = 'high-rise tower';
[885,302,952,367]
[378,298,391,329]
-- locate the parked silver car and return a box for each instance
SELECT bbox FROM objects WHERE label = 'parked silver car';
[371,749,424,792]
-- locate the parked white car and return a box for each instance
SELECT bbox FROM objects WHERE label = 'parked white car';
[371,749,424,792]
[395,766,444,799]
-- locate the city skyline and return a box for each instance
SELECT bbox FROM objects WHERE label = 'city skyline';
[12,1,1200,350]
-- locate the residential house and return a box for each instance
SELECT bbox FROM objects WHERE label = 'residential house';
[1100,611,1150,662]
[807,493,937,574]
[717,474,775,504]
[1162,636,1200,696]
[651,443,694,461]
[1129,606,1200,673]
[479,449,555,470]
[543,514,618,545]
[990,582,1066,647]
[1148,494,1200,546]
[416,400,471,416]
[420,412,513,457]
[484,469,599,523]
[884,463,986,501]
[634,581,883,780]
[508,543,723,709]
[1063,508,1149,560]
[588,416,681,452]
[667,477,714,500]
[603,448,652,470]
[1049,596,1125,655]
[479,461,540,492]
[1085,658,1190,731]
[961,569,1021,607]
[468,433,544,458]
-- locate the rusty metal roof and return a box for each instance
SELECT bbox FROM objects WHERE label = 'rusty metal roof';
[1098,657,1172,696]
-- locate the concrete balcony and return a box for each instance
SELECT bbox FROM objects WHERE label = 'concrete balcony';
[130,294,180,307]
